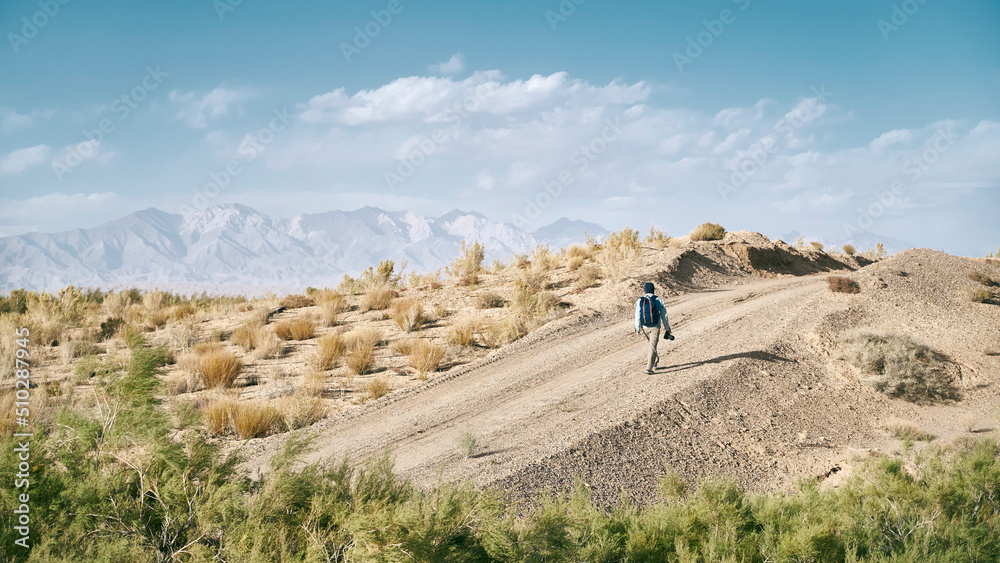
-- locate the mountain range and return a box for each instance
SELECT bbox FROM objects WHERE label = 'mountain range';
[0,205,607,294]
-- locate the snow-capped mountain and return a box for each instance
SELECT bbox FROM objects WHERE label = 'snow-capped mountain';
[0,205,605,294]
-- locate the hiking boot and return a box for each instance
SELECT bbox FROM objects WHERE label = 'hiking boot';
[645,369,654,375]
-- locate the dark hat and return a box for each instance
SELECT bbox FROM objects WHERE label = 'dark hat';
[643,282,654,293]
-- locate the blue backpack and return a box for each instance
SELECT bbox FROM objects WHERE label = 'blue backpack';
[640,296,659,327]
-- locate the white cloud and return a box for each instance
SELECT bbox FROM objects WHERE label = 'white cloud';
[869,128,911,155]
[169,86,252,128]
[429,53,465,75]
[0,107,35,130]
[1,144,50,174]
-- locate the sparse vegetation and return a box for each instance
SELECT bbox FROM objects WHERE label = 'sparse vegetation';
[390,298,425,331]
[476,291,505,309]
[574,264,601,290]
[842,243,856,255]
[365,375,392,400]
[454,428,479,458]
[966,286,994,303]
[230,400,282,439]
[311,333,346,370]
[447,317,480,347]
[595,227,640,280]
[969,271,998,287]
[407,340,446,378]
[483,315,528,348]
[449,240,486,280]
[841,332,956,403]
[827,276,861,294]
[645,225,671,247]
[810,241,824,251]
[362,285,396,311]
[199,350,244,388]
[277,394,328,429]
[344,328,380,375]
[689,221,726,241]
[885,421,934,443]
[279,294,315,309]
[273,317,316,340]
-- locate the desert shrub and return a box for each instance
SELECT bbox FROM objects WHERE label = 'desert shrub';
[689,221,726,241]
[841,332,956,402]
[251,328,285,360]
[567,243,591,261]
[859,242,888,261]
[483,315,528,348]
[575,265,601,290]
[232,321,264,352]
[280,294,315,309]
[454,429,478,458]
[491,259,507,272]
[447,318,480,347]
[391,338,417,356]
[511,279,559,320]
[362,285,396,311]
[366,376,392,400]
[319,301,340,327]
[966,287,994,303]
[826,276,860,294]
[595,227,641,280]
[449,240,485,278]
[645,225,671,247]
[476,291,506,309]
[199,350,244,388]
[407,340,445,378]
[278,395,328,430]
[567,255,585,271]
[273,318,316,340]
[810,241,824,251]
[311,333,346,370]
[344,330,378,375]
[99,316,125,341]
[885,421,934,443]
[391,298,425,331]
[968,271,998,287]
[231,401,282,439]
[202,396,239,435]
[842,243,856,255]
[300,370,328,397]
[530,244,560,272]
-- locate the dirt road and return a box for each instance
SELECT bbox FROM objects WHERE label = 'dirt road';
[241,274,858,496]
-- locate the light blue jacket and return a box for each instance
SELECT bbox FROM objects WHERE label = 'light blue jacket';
[635,293,670,333]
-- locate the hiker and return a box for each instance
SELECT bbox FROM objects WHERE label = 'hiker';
[635,282,672,374]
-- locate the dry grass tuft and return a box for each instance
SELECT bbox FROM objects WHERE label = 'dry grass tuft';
[483,315,528,348]
[968,271,998,287]
[827,276,860,294]
[595,228,641,280]
[280,294,315,309]
[449,240,485,279]
[274,318,316,341]
[476,291,506,309]
[885,421,934,443]
[202,396,239,435]
[965,287,994,304]
[645,226,671,248]
[345,339,377,375]
[447,317,480,348]
[454,428,478,458]
[230,401,282,439]
[842,244,856,255]
[689,222,726,242]
[391,298,425,332]
[362,285,396,311]
[365,376,392,401]
[232,321,266,352]
[810,241,824,251]
[278,395,328,430]
[567,255,586,271]
[310,334,346,370]
[841,332,957,403]
[301,371,328,397]
[199,350,244,388]
[407,340,446,378]
[575,265,601,290]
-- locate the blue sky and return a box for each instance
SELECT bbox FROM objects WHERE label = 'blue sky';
[1,0,998,255]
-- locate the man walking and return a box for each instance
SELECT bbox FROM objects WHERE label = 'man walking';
[635,282,672,374]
